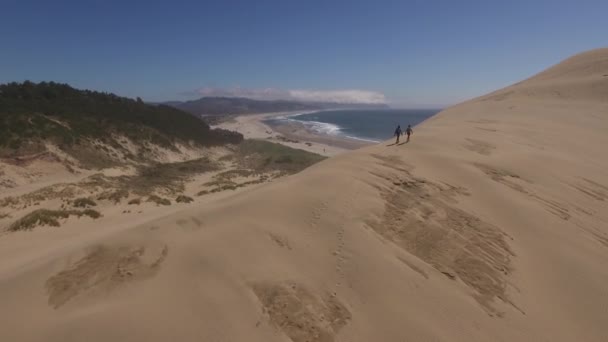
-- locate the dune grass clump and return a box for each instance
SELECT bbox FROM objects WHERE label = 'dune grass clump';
[147,195,171,206]
[126,157,219,195]
[128,198,141,205]
[0,196,20,208]
[175,195,194,203]
[9,208,102,231]
[215,169,256,179]
[235,140,325,175]
[97,189,129,203]
[72,197,97,208]
[196,190,209,196]
[82,209,102,219]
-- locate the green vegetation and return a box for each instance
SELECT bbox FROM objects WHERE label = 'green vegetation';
[195,140,323,197]
[124,157,219,194]
[233,140,326,175]
[0,157,219,210]
[62,144,121,169]
[0,183,82,209]
[147,195,171,206]
[72,197,97,208]
[196,178,268,196]
[175,195,194,203]
[215,169,256,179]
[9,208,101,231]
[0,81,243,157]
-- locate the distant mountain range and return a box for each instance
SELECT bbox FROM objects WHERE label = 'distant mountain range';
[163,97,389,116]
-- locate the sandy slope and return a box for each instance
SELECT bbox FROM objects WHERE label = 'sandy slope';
[1,48,608,341]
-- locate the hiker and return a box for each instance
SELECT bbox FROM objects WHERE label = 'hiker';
[405,124,413,142]
[394,125,402,144]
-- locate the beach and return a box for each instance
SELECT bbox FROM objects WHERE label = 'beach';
[215,111,373,156]
[214,108,437,157]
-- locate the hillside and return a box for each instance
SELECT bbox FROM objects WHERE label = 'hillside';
[165,96,389,117]
[0,82,243,166]
[1,48,608,342]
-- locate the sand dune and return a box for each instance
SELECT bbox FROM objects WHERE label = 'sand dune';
[1,48,608,341]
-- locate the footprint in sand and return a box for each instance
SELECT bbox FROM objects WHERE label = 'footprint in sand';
[464,138,496,156]
[309,200,328,228]
[268,232,292,250]
[175,216,205,232]
[332,183,362,290]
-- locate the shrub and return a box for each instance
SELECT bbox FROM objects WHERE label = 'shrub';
[9,208,101,231]
[128,198,141,205]
[72,197,97,208]
[98,189,129,203]
[235,139,325,174]
[82,209,102,219]
[147,195,171,206]
[176,195,194,203]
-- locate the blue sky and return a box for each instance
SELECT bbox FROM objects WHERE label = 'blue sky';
[1,0,606,107]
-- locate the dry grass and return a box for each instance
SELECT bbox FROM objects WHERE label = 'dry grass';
[124,157,219,195]
[175,195,194,203]
[72,197,97,208]
[128,198,141,205]
[147,195,171,206]
[214,169,256,180]
[233,140,325,175]
[9,209,102,231]
[197,177,267,196]
[97,189,129,204]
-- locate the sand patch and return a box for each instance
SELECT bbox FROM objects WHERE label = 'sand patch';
[174,216,204,232]
[370,154,413,173]
[46,243,168,308]
[252,282,351,342]
[268,233,292,250]
[570,178,608,201]
[475,163,571,220]
[464,138,496,156]
[369,168,514,315]
[397,255,429,279]
[473,163,527,193]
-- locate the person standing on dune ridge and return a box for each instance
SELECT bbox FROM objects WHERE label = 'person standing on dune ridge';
[405,124,413,142]
[394,125,402,144]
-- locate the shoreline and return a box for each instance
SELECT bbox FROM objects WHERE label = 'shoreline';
[214,111,374,157]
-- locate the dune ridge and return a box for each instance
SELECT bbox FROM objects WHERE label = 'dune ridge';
[0,48,607,341]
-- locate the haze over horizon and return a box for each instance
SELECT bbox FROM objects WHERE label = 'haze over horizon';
[1,0,607,108]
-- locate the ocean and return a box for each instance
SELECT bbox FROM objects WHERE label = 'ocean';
[265,109,440,142]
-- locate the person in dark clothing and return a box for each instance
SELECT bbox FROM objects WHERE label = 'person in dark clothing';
[405,124,413,142]
[394,125,402,144]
